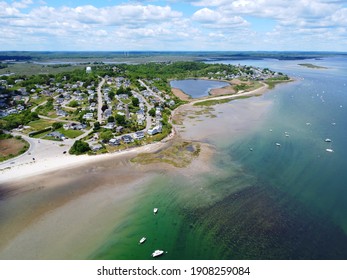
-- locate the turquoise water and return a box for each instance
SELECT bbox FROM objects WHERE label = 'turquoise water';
[170,79,229,98]
[93,56,347,260]
[229,57,347,233]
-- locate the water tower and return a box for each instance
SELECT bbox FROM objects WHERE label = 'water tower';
[86,66,92,73]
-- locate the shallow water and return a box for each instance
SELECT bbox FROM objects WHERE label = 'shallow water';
[93,56,347,259]
[2,56,347,260]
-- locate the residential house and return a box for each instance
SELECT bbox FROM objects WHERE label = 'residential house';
[103,108,112,118]
[47,131,65,140]
[109,138,120,146]
[116,126,123,134]
[57,110,68,117]
[122,135,133,144]
[90,143,102,151]
[134,131,145,140]
[83,112,94,120]
[104,122,115,130]
[147,125,162,136]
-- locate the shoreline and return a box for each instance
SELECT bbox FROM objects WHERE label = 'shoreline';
[0,80,271,185]
[0,79,275,259]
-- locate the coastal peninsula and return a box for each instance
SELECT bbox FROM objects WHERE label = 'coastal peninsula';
[0,60,290,183]
[1,56,320,260]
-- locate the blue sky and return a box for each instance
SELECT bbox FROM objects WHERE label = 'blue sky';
[1,0,347,51]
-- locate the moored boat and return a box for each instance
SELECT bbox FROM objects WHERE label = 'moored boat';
[139,237,146,244]
[153,208,158,214]
[151,250,164,258]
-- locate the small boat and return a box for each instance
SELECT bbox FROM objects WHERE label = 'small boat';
[276,143,281,147]
[151,250,164,258]
[153,208,158,214]
[325,138,332,142]
[139,237,146,244]
[326,149,334,153]
[249,147,253,151]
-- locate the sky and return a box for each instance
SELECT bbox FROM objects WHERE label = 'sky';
[1,0,347,51]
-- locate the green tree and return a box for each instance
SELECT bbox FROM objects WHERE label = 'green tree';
[52,122,63,130]
[131,97,139,107]
[69,140,90,155]
[148,108,156,117]
[94,121,101,131]
[115,114,126,125]
[107,116,115,123]
[100,130,113,142]
[68,100,79,107]
[108,90,115,100]
[116,86,125,95]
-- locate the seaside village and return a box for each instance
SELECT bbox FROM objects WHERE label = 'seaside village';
[0,67,179,154]
[0,63,286,155]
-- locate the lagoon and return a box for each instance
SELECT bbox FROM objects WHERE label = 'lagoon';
[170,79,229,98]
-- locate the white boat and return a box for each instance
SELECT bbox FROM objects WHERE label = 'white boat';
[151,250,164,258]
[153,208,158,214]
[326,149,334,153]
[139,237,146,244]
[325,138,332,142]
[276,143,281,147]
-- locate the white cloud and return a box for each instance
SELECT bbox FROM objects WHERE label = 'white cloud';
[192,7,249,28]
[12,0,33,9]
[331,8,347,26]
[0,0,346,51]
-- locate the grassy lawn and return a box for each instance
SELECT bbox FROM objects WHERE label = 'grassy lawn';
[29,96,49,106]
[57,128,84,139]
[30,128,83,140]
[120,98,131,104]
[23,119,55,133]
[0,137,29,162]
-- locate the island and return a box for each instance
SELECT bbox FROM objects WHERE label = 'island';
[298,63,328,69]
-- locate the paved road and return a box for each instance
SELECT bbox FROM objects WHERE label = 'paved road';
[97,78,106,123]
[0,133,72,171]
[132,90,153,131]
[138,79,165,103]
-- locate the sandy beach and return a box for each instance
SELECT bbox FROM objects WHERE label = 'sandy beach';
[0,81,273,259]
[0,81,269,185]
[171,87,191,100]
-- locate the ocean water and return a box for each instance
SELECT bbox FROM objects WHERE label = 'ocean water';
[93,56,347,260]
